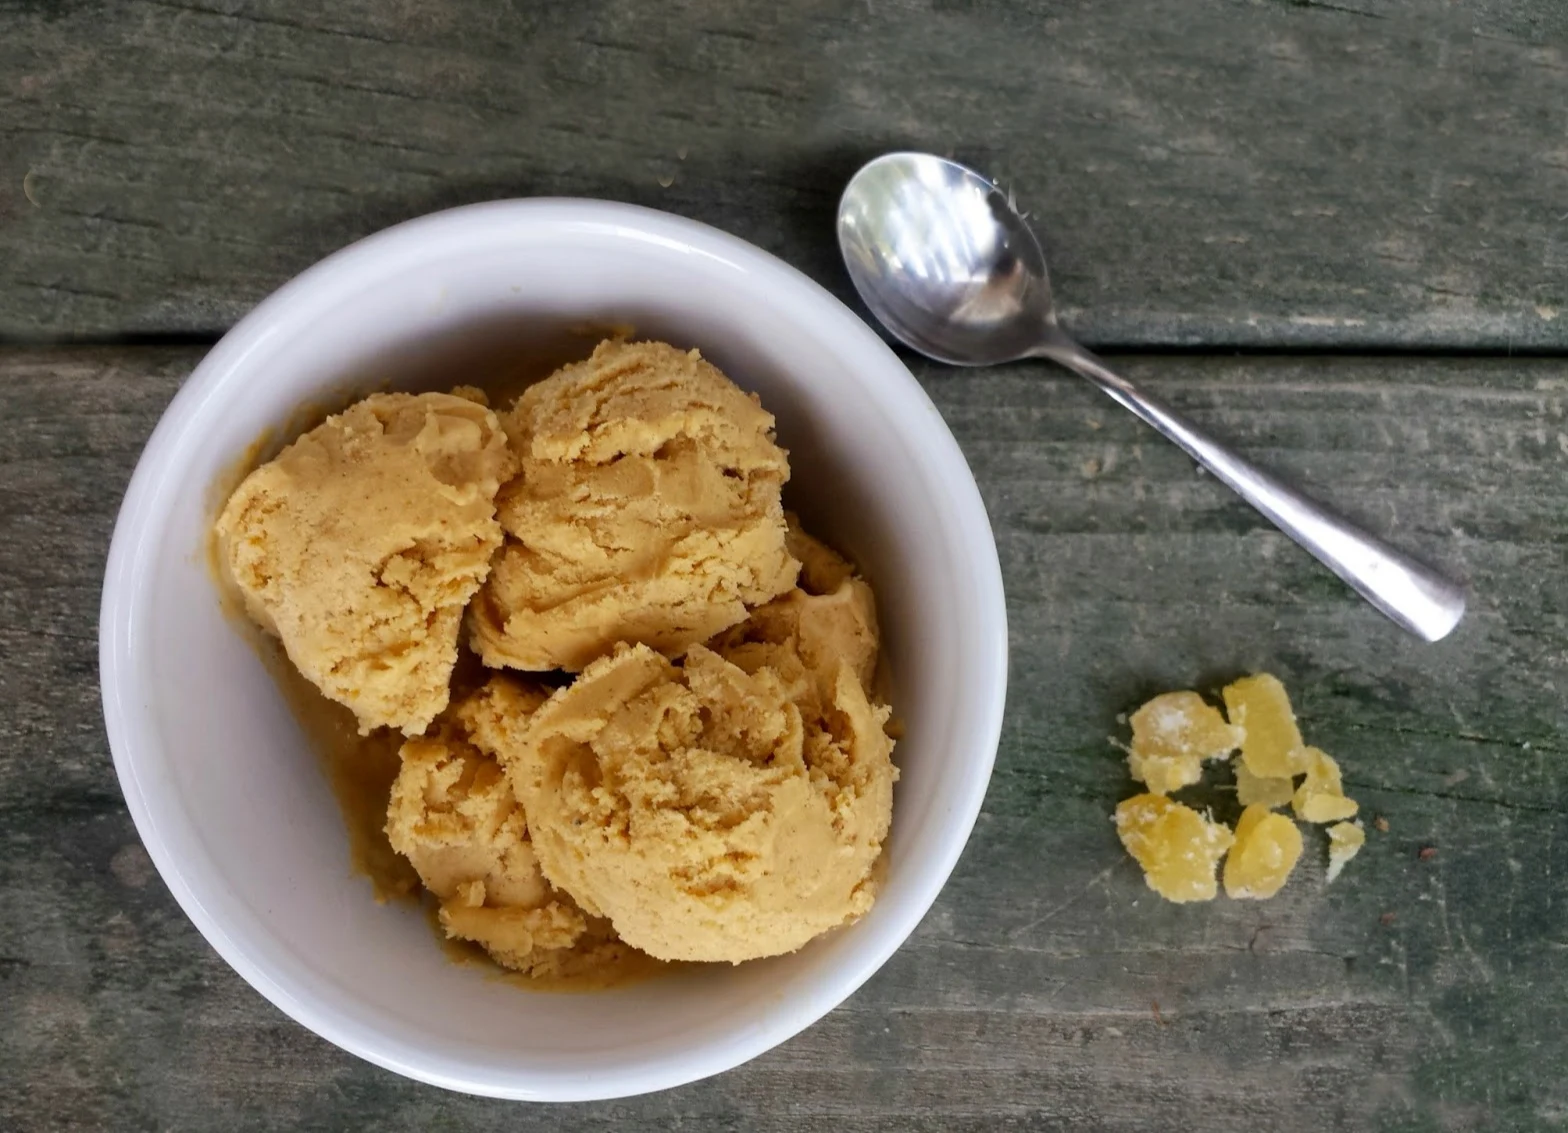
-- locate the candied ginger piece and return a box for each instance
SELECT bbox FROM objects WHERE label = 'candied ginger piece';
[1325,821,1366,882]
[1131,691,1242,759]
[1127,691,1243,795]
[1223,673,1308,778]
[1292,747,1359,823]
[1114,793,1234,903]
[1235,760,1295,809]
[1127,750,1204,795]
[1223,804,1304,899]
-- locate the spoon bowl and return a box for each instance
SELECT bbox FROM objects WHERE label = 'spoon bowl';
[837,152,1054,366]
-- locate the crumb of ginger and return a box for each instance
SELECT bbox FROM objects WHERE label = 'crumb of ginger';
[1326,821,1366,882]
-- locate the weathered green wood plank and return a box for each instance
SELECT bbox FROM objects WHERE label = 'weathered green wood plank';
[2,0,1566,348]
[2,346,1563,1130]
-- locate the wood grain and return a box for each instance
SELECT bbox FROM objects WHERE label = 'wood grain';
[2,0,1566,348]
[2,346,1564,1130]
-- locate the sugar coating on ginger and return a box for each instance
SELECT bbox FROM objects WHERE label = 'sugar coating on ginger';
[217,391,516,735]
[504,642,895,963]
[385,678,631,977]
[1114,793,1234,903]
[1126,691,1243,795]
[470,340,800,673]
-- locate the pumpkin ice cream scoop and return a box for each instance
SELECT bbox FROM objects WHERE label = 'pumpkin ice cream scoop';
[708,518,880,718]
[502,642,895,963]
[215,390,515,735]
[385,677,631,978]
[469,339,800,673]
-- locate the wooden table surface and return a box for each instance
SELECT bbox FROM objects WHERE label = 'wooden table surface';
[4,3,1566,1130]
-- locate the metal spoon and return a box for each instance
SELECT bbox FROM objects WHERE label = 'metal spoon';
[837,151,1465,642]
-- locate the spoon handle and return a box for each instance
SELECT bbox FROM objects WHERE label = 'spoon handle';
[1035,336,1466,642]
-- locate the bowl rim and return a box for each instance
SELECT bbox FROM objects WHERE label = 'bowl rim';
[99,198,1009,1100]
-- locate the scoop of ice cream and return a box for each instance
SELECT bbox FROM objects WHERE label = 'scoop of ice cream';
[785,515,858,597]
[469,339,800,673]
[386,678,552,908]
[505,642,895,963]
[708,519,880,711]
[216,390,516,735]
[385,677,629,976]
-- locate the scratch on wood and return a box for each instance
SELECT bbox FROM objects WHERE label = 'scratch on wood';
[1279,0,1388,19]
[136,0,406,47]
[1006,862,1122,941]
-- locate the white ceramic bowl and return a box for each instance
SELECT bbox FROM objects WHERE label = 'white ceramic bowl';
[100,200,1007,1101]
